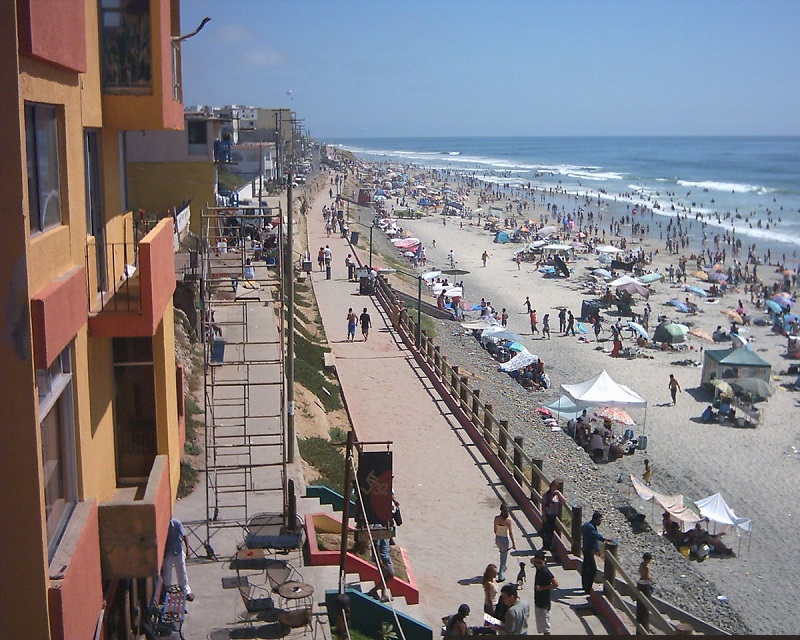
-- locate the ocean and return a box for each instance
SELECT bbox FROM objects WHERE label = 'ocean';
[326,136,800,263]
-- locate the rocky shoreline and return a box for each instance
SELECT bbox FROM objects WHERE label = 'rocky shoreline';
[431,321,749,634]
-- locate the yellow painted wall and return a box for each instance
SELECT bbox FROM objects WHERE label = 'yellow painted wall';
[80,0,102,127]
[127,161,216,235]
[153,306,181,499]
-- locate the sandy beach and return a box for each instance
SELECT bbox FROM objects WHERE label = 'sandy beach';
[339,158,800,634]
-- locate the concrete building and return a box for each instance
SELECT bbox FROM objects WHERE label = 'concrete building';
[1,1,190,638]
[127,110,231,236]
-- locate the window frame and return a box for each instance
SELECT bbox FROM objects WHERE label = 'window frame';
[37,345,78,561]
[25,102,64,234]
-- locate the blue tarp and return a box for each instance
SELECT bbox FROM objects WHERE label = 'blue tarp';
[495,231,510,243]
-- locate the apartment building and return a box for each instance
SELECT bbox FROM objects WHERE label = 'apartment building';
[1,1,188,638]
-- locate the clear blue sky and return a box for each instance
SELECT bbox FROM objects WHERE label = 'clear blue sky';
[181,0,800,138]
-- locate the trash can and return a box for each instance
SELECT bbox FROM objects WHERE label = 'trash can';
[211,339,226,365]
[302,260,313,274]
[350,230,360,245]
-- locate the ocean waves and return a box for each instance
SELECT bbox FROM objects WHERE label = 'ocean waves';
[676,179,774,195]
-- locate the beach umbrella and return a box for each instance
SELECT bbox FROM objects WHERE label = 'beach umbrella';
[772,295,793,309]
[653,322,689,344]
[617,281,650,298]
[708,272,728,283]
[538,225,557,237]
[710,379,734,398]
[691,270,709,281]
[442,268,471,276]
[710,263,725,272]
[596,406,636,425]
[420,270,442,281]
[627,321,649,340]
[507,341,526,352]
[685,285,709,297]
[721,309,743,323]
[597,252,613,264]
[593,268,612,278]
[731,378,775,402]
[689,327,714,342]
[667,299,690,313]
[639,272,664,284]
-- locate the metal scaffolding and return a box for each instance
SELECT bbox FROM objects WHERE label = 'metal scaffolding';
[199,204,287,539]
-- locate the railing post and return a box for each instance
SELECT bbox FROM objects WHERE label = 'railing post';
[426,336,435,362]
[471,389,480,423]
[434,346,441,376]
[459,376,469,411]
[450,366,460,396]
[498,419,509,465]
[483,404,493,440]
[513,436,524,485]
[636,579,651,632]
[571,505,583,557]
[532,459,544,504]
[603,540,618,599]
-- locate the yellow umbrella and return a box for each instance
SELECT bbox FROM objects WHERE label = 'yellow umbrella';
[689,327,714,342]
[691,270,709,281]
[710,379,734,398]
[721,309,743,323]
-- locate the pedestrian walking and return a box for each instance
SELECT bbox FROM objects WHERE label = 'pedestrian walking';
[515,254,522,270]
[643,459,653,486]
[523,296,532,313]
[540,478,565,551]
[593,316,603,343]
[558,308,567,333]
[532,550,558,635]
[580,511,612,595]
[529,309,539,335]
[482,250,489,267]
[359,308,372,341]
[346,308,357,342]
[345,254,355,281]
[542,313,551,339]
[565,310,576,336]
[162,518,194,601]
[668,374,682,405]
[493,504,516,582]
[501,308,509,328]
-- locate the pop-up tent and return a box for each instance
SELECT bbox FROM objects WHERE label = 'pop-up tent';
[561,370,647,408]
[542,395,590,420]
[693,492,752,536]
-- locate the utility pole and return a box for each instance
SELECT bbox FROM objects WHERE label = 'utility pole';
[339,431,354,594]
[285,114,296,464]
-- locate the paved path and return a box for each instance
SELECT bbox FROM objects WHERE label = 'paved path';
[306,186,612,634]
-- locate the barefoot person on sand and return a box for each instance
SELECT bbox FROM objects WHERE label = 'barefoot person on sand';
[668,374,682,405]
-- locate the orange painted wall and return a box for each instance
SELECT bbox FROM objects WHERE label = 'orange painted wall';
[17,0,87,73]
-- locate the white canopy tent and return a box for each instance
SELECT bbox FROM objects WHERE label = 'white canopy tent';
[630,475,704,533]
[608,274,642,288]
[542,395,590,420]
[694,493,752,535]
[561,369,648,436]
[480,326,522,346]
[561,370,647,408]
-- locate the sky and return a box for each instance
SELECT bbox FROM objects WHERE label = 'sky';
[180,0,800,139]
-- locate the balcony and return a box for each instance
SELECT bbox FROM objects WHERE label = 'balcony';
[214,139,232,164]
[100,0,183,131]
[98,455,172,580]
[88,217,176,337]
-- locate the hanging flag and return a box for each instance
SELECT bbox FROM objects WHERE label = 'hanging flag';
[356,451,393,525]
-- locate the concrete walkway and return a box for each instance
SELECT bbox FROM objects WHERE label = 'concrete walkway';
[306,184,613,635]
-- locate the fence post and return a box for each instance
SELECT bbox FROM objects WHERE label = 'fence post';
[636,580,651,632]
[426,337,435,363]
[451,366,460,396]
[603,540,618,599]
[471,389,480,423]
[483,404,493,441]
[441,354,448,383]
[459,376,469,411]
[498,420,509,465]
[571,505,583,557]
[434,346,441,376]
[513,436,524,485]
[532,459,544,505]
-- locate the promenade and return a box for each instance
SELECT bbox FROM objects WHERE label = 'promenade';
[305,184,612,634]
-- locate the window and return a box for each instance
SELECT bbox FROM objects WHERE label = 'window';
[37,345,77,560]
[100,0,152,91]
[26,103,63,233]
[187,120,208,155]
